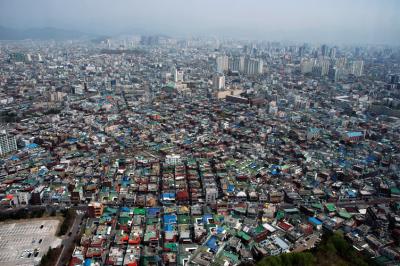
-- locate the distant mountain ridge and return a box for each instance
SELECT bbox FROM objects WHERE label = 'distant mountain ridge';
[0,26,89,40]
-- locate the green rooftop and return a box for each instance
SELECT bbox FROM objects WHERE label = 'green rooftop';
[390,187,400,195]
[104,207,118,214]
[276,210,285,220]
[221,251,239,264]
[254,225,266,235]
[311,202,323,210]
[164,243,178,252]
[325,203,336,212]
[338,210,352,219]
[146,218,158,225]
[134,208,146,215]
[178,215,190,224]
[237,231,251,241]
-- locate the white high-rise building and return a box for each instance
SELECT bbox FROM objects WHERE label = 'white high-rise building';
[216,55,229,73]
[239,56,245,72]
[174,68,184,83]
[320,59,330,76]
[228,57,239,72]
[329,47,336,59]
[351,60,364,77]
[300,59,314,74]
[0,131,17,156]
[244,58,263,75]
[212,73,225,90]
[311,58,330,77]
[228,56,245,72]
[335,57,347,69]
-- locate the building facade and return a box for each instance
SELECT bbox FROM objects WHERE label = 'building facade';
[0,132,17,156]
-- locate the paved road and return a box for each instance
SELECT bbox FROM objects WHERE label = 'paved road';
[55,211,84,266]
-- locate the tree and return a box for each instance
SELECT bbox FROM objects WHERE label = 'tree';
[257,233,374,266]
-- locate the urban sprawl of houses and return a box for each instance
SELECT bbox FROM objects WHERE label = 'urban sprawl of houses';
[1,37,400,266]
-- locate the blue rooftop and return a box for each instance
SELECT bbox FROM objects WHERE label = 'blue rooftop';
[10,155,19,161]
[162,193,175,200]
[164,224,175,232]
[227,184,235,193]
[38,168,48,176]
[203,214,213,224]
[84,259,92,266]
[216,226,224,234]
[308,217,323,225]
[26,143,39,149]
[120,207,130,212]
[164,214,177,224]
[206,236,218,252]
[346,190,357,198]
[147,207,161,216]
[66,138,78,144]
[365,154,377,163]
[346,132,363,138]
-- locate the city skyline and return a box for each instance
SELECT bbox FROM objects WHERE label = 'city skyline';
[1,1,400,266]
[0,0,400,45]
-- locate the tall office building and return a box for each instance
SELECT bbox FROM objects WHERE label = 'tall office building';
[298,46,306,57]
[329,47,336,59]
[328,67,341,82]
[216,55,229,73]
[212,73,225,90]
[321,44,329,57]
[0,131,17,156]
[354,47,361,57]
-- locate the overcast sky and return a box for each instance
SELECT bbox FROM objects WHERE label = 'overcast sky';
[0,0,399,44]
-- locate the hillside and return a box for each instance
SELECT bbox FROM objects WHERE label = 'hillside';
[254,232,376,266]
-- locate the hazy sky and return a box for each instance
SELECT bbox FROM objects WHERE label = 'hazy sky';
[1,0,399,44]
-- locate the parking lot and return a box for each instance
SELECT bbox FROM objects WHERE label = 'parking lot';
[0,219,62,266]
